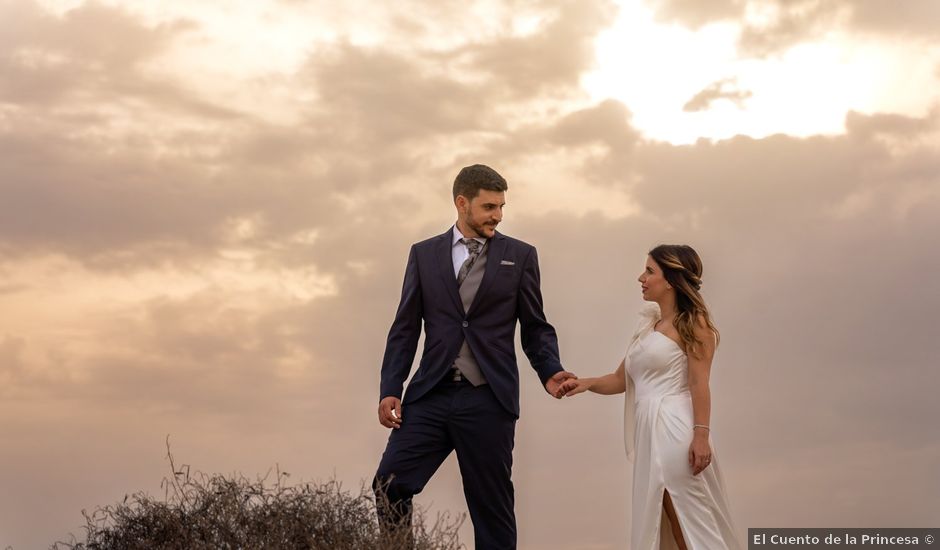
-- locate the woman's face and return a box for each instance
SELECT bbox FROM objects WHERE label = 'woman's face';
[638,255,670,301]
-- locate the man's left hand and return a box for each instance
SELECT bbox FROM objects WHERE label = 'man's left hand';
[544,370,578,399]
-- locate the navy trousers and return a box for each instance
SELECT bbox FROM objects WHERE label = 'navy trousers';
[373,377,517,550]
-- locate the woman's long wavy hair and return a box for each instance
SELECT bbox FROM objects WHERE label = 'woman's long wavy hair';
[649,244,720,358]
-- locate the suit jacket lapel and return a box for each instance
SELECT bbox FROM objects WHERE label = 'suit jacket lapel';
[466,232,506,318]
[436,229,465,315]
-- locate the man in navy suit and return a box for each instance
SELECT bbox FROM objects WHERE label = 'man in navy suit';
[373,164,576,549]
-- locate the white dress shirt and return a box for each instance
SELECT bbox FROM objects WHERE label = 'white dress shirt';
[451,225,487,278]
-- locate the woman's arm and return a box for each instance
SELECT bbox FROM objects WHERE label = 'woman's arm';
[688,314,716,475]
[561,359,626,396]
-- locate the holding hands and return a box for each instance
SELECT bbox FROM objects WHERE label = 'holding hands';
[558,377,594,397]
[544,370,579,398]
[558,361,627,397]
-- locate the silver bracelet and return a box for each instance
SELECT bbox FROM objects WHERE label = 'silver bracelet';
[693,424,710,431]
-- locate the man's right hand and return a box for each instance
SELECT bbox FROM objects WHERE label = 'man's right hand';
[378,396,403,429]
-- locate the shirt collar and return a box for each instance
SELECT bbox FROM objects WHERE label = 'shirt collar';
[452,224,487,247]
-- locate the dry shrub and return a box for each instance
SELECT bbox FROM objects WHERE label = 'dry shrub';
[52,439,463,550]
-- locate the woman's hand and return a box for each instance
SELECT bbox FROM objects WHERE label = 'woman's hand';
[560,377,595,397]
[688,432,712,475]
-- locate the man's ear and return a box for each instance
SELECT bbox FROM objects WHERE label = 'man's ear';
[455,195,468,209]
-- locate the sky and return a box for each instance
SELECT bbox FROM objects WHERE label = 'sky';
[1,0,939,548]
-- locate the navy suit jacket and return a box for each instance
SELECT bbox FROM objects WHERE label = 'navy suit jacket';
[379,228,564,418]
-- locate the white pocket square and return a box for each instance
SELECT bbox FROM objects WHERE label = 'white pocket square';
[500,260,515,266]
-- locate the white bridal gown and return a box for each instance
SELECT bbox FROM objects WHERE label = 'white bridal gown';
[623,304,741,550]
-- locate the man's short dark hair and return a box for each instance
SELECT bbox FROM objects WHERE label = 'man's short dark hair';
[452,164,508,201]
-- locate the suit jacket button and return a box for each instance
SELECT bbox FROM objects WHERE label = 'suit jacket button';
[462,321,469,328]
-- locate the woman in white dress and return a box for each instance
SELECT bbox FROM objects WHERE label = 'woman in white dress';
[562,245,740,550]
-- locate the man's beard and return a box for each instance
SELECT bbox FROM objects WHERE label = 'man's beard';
[467,218,495,238]
[462,209,496,237]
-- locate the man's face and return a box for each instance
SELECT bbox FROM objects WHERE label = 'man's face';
[456,189,505,238]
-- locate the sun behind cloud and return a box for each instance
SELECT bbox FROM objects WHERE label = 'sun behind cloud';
[583,0,940,144]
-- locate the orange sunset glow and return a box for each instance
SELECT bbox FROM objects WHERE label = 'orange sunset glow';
[1,1,939,548]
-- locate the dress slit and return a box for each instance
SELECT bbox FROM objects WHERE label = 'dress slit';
[662,489,688,549]
[655,488,685,550]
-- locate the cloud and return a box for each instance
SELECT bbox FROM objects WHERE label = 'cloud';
[647,0,940,56]
[683,78,753,112]
[837,0,940,40]
[548,98,638,149]
[0,0,620,272]
[2,0,940,548]
[455,0,618,97]
[844,108,940,140]
[648,0,742,29]
[0,1,248,265]
[737,1,844,57]
[0,1,224,113]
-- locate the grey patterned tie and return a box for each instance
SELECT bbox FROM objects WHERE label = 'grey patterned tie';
[457,238,483,287]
